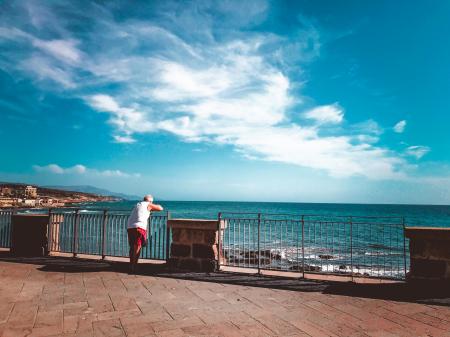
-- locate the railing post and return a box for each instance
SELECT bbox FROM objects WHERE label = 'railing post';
[402,217,407,280]
[9,208,17,249]
[165,211,171,260]
[48,208,52,254]
[350,216,353,282]
[218,212,222,271]
[73,209,80,258]
[101,210,107,259]
[257,213,261,275]
[301,215,305,279]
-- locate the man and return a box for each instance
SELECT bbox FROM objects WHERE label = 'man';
[127,195,163,273]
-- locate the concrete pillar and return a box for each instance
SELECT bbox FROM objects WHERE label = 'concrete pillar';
[11,215,49,256]
[167,219,226,272]
[405,227,450,281]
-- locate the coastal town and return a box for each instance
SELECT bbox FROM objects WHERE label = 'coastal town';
[0,183,119,208]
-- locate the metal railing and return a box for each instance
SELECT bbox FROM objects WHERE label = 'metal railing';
[219,212,409,280]
[48,209,170,260]
[0,210,13,248]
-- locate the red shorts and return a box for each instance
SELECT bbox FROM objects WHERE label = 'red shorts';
[127,228,147,248]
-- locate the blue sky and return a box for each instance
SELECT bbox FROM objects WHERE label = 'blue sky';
[1,0,449,204]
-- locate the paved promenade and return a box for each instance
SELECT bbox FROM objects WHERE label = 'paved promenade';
[0,255,449,337]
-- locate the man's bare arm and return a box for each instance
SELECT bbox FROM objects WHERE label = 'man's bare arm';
[148,203,164,211]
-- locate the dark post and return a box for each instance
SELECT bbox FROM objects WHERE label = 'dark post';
[217,212,222,271]
[402,217,407,279]
[101,210,108,259]
[165,211,171,260]
[48,208,53,253]
[301,215,305,279]
[73,209,80,258]
[349,216,353,282]
[257,213,261,274]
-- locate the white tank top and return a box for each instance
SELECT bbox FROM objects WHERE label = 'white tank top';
[127,201,150,230]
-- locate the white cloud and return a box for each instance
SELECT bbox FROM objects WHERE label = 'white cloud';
[20,55,76,88]
[393,120,406,133]
[303,104,344,125]
[33,164,86,174]
[1,2,427,180]
[87,94,154,138]
[113,135,136,143]
[89,94,120,112]
[33,164,139,177]
[405,146,430,159]
[32,39,82,64]
[71,26,405,179]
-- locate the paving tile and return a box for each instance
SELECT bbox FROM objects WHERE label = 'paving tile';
[151,316,205,333]
[63,313,98,334]
[156,328,186,337]
[368,306,448,336]
[0,302,14,324]
[97,308,142,321]
[34,309,63,329]
[2,326,33,337]
[182,322,242,337]
[109,294,140,311]
[87,298,115,314]
[7,300,39,329]
[253,314,308,336]
[92,318,126,337]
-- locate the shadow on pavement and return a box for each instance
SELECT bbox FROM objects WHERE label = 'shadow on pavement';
[1,251,449,307]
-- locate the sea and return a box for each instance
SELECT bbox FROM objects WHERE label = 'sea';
[79,200,450,227]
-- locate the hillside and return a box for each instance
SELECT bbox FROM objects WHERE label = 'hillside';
[44,185,139,200]
[0,182,120,201]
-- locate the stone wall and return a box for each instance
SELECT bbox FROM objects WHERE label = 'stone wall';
[405,227,450,280]
[168,219,225,272]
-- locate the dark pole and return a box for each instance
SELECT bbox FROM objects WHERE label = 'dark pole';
[257,213,261,274]
[350,216,353,282]
[165,211,171,261]
[73,209,80,258]
[402,217,407,280]
[101,210,108,259]
[217,212,222,271]
[48,208,52,254]
[301,215,305,279]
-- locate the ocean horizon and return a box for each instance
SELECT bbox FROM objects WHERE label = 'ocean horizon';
[72,200,450,228]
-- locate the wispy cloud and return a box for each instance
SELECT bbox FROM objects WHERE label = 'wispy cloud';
[0,1,424,180]
[393,120,406,133]
[33,164,140,178]
[405,146,430,159]
[303,104,344,125]
[33,164,86,175]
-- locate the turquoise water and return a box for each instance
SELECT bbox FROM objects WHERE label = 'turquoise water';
[81,200,450,227]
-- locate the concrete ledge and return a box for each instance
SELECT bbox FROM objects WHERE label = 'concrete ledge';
[168,219,226,230]
[405,226,450,280]
[405,227,450,241]
[168,219,218,230]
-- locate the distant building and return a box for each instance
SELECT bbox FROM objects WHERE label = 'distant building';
[0,197,22,207]
[0,187,12,196]
[24,186,37,199]
[42,198,54,205]
[23,199,36,207]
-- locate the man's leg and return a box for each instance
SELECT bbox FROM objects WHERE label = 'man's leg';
[130,243,141,273]
[128,229,138,272]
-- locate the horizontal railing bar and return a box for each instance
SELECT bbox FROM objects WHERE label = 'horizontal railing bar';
[220,211,404,219]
